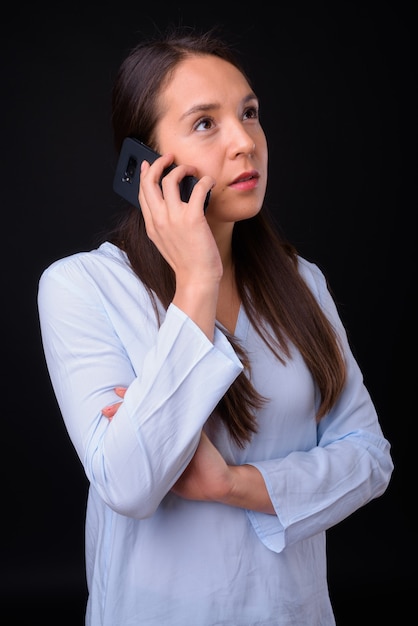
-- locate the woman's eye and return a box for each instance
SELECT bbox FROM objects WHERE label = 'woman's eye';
[244,106,259,120]
[195,117,214,131]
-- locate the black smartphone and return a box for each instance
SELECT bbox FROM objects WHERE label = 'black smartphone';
[113,137,210,212]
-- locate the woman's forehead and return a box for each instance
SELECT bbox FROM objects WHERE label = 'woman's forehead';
[161,55,254,111]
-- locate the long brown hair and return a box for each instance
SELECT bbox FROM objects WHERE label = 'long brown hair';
[106,26,346,447]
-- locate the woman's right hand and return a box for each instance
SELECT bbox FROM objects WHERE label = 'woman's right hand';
[139,157,220,283]
[139,157,221,340]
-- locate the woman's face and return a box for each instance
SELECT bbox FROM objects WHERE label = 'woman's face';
[154,54,268,224]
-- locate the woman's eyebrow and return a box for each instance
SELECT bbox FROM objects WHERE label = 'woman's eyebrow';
[180,92,258,121]
[180,103,220,120]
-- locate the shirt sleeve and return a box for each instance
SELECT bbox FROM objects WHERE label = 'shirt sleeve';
[38,253,243,518]
[246,259,394,553]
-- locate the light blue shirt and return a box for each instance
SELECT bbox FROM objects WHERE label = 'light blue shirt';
[38,241,393,625]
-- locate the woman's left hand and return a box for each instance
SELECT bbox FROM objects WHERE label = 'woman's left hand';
[101,387,127,421]
[101,388,232,501]
[101,387,274,513]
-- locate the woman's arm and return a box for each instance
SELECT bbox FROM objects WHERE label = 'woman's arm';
[38,253,243,519]
[103,387,275,514]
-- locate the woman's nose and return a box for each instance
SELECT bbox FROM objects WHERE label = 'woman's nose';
[228,125,256,158]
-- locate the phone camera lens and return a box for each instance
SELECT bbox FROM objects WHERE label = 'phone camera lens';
[122,156,137,183]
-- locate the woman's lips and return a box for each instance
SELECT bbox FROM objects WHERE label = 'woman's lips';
[230,171,260,191]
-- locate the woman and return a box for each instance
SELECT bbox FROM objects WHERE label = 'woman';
[38,27,393,625]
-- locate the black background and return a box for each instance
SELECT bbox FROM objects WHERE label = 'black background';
[2,2,416,624]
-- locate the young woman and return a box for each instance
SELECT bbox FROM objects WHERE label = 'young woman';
[38,27,393,625]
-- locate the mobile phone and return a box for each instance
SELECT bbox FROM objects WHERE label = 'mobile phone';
[113,137,210,212]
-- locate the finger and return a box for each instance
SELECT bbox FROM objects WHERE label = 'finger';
[114,386,127,399]
[102,401,123,420]
[139,158,171,230]
[189,175,214,211]
[139,154,175,208]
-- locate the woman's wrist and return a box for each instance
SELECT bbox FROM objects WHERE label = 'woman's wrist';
[219,464,275,515]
